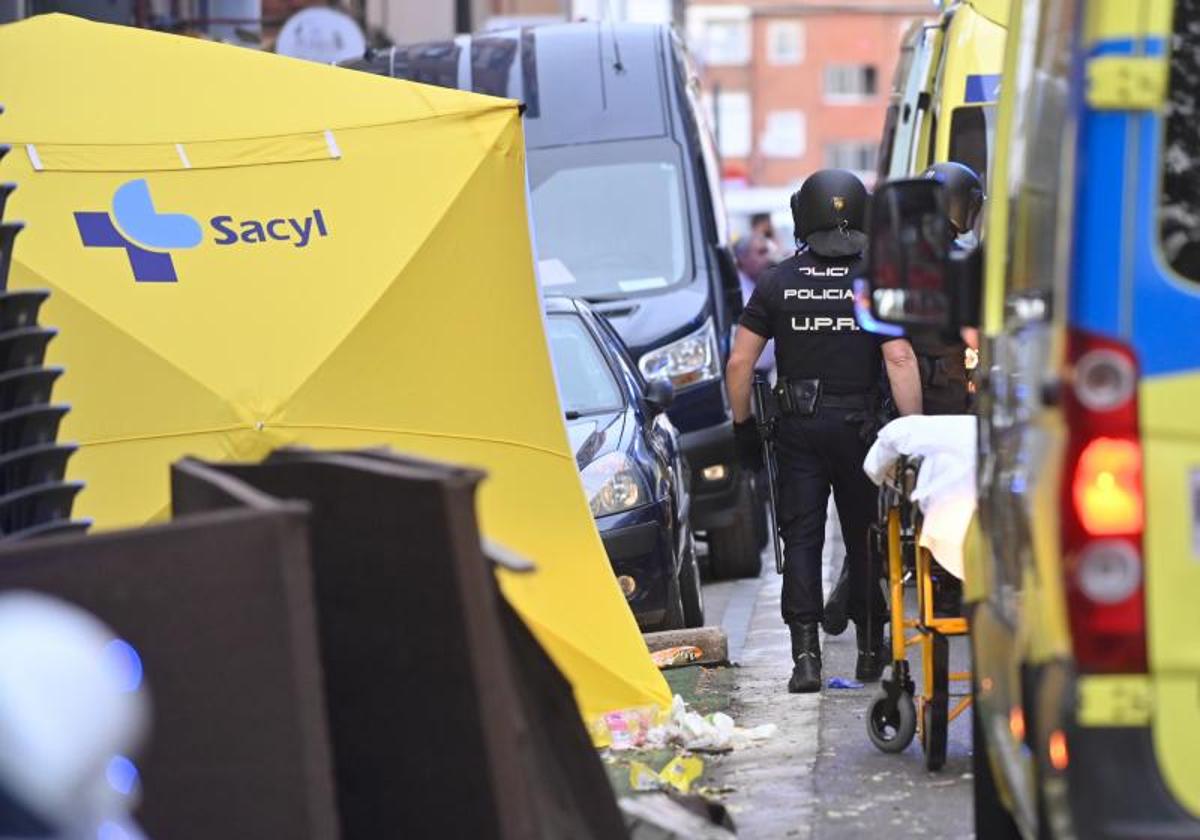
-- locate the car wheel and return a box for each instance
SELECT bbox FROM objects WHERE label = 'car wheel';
[708,474,763,580]
[679,530,705,628]
[972,672,1022,839]
[657,570,686,632]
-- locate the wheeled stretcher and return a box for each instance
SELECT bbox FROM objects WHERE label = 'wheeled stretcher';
[863,456,970,770]
[859,415,977,771]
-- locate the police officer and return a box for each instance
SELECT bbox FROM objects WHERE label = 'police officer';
[820,162,984,633]
[910,161,984,415]
[726,169,923,693]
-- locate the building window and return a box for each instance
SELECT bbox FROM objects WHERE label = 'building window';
[703,91,752,158]
[760,110,806,158]
[825,141,877,172]
[688,6,751,66]
[766,21,804,65]
[824,65,878,100]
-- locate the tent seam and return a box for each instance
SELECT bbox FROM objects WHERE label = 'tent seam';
[3,104,518,148]
[263,423,571,462]
[11,260,244,421]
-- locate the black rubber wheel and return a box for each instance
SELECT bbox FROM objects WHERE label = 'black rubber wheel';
[972,674,1022,838]
[866,687,917,753]
[679,530,705,628]
[708,475,763,580]
[923,632,949,771]
[656,569,686,631]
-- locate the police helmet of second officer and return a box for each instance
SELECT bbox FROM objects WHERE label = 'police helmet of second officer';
[923,161,984,235]
[790,169,869,259]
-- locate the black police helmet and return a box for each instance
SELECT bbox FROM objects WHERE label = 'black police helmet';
[790,169,869,258]
[923,161,984,234]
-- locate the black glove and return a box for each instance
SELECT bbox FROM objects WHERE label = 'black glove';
[734,418,764,471]
[847,403,889,446]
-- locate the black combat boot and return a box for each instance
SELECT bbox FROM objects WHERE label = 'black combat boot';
[855,618,886,682]
[788,622,822,693]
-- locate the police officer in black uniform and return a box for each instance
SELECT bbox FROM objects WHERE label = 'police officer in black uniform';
[726,169,923,693]
[910,161,984,415]
[820,161,984,632]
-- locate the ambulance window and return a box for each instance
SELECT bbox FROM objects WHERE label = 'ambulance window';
[877,104,900,179]
[948,105,993,185]
[1161,0,1200,283]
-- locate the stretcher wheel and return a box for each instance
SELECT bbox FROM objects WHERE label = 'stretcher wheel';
[922,632,949,771]
[866,687,916,753]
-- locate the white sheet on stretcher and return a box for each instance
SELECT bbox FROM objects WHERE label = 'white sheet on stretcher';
[862,416,977,581]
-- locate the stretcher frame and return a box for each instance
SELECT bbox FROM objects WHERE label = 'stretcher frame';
[865,455,971,771]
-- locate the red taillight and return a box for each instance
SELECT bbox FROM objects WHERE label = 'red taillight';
[1061,330,1147,673]
[1072,437,1144,535]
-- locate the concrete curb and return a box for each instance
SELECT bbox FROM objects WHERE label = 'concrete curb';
[643,626,729,667]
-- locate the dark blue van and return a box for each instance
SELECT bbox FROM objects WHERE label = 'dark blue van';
[343,23,764,578]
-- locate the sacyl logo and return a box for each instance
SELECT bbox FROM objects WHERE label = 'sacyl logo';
[75,179,202,283]
[76,178,330,283]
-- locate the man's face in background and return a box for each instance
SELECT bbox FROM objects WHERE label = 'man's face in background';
[736,234,776,282]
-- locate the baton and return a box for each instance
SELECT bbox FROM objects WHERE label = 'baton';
[751,374,785,575]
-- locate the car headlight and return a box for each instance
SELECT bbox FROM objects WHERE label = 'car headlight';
[581,452,649,517]
[638,318,721,389]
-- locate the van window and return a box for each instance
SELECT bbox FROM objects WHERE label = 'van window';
[529,139,692,300]
[1162,0,1200,283]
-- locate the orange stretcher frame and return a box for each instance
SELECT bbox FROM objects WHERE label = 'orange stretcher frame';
[867,456,970,771]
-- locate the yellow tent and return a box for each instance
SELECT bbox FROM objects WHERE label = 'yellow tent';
[0,14,669,726]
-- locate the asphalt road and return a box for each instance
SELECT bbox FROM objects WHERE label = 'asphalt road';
[697,504,973,839]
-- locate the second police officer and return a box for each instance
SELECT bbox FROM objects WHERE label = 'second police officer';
[819,160,985,631]
[910,161,985,415]
[726,169,923,693]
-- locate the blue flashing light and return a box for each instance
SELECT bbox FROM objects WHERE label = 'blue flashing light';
[103,639,143,693]
[852,279,906,337]
[106,755,139,797]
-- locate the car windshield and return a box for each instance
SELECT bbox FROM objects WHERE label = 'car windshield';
[529,138,691,299]
[546,315,624,415]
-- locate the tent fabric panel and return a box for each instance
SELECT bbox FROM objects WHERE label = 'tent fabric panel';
[3,115,517,411]
[276,113,568,456]
[0,15,517,146]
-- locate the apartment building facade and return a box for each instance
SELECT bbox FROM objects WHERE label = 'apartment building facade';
[687,0,933,187]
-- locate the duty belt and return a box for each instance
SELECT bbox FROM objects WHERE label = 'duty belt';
[820,393,872,410]
[773,377,871,415]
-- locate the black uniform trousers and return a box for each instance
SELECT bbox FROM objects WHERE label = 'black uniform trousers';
[775,405,886,626]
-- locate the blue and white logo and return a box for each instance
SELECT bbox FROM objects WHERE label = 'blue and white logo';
[75,179,202,283]
[76,179,331,283]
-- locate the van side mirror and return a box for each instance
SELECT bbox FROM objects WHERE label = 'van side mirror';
[866,178,982,331]
[645,378,675,413]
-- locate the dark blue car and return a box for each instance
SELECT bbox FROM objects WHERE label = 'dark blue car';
[544,297,703,631]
